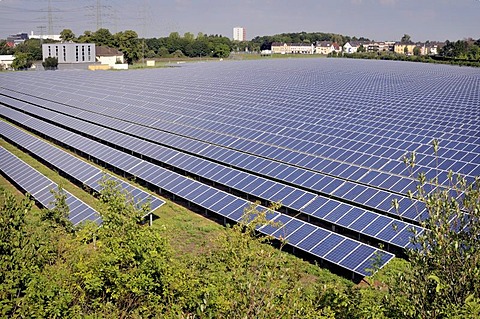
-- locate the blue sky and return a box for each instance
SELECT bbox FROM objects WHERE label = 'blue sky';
[1,0,479,41]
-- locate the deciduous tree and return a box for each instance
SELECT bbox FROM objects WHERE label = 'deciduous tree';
[60,29,75,42]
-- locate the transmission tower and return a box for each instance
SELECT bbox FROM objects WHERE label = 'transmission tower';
[37,26,47,43]
[48,0,53,35]
[96,0,102,30]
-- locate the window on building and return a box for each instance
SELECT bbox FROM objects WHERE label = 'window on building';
[76,46,79,62]
[48,46,51,57]
[87,45,91,61]
[63,46,66,62]
[82,46,85,61]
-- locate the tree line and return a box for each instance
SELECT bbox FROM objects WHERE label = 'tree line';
[2,28,479,69]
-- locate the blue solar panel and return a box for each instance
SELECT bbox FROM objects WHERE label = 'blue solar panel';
[0,121,165,216]
[0,146,101,225]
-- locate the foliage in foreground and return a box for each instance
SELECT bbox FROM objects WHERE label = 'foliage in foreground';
[383,143,480,318]
[0,180,357,318]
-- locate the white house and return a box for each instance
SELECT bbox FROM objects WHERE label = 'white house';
[343,41,370,53]
[0,55,15,69]
[95,45,124,67]
[272,42,314,54]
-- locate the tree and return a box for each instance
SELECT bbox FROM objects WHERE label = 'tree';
[77,30,93,43]
[12,52,33,70]
[0,188,66,317]
[357,44,366,53]
[385,141,480,318]
[401,34,412,44]
[158,46,169,57]
[413,46,421,56]
[91,28,115,47]
[172,49,185,58]
[212,43,230,58]
[114,30,141,64]
[42,56,58,70]
[404,46,409,55]
[14,39,42,60]
[60,29,75,42]
[0,40,15,55]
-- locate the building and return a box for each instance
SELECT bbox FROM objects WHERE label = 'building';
[233,27,246,41]
[343,41,369,54]
[394,43,418,55]
[316,41,341,55]
[366,41,395,53]
[95,45,124,67]
[271,42,315,54]
[0,55,15,69]
[6,33,29,47]
[42,43,96,63]
[29,31,61,42]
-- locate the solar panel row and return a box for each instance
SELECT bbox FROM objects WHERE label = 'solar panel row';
[0,120,165,216]
[0,108,395,277]
[0,99,424,249]
[0,146,101,225]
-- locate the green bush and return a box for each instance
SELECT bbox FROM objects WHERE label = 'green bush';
[42,57,58,70]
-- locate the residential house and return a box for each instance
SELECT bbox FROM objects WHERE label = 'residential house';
[316,41,341,55]
[95,45,124,67]
[424,42,444,55]
[367,42,395,52]
[343,41,368,53]
[271,42,290,54]
[0,55,14,69]
[290,43,314,54]
[394,43,417,55]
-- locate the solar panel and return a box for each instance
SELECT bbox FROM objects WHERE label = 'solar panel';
[8,92,426,222]
[0,121,165,216]
[0,109,394,277]
[0,146,101,225]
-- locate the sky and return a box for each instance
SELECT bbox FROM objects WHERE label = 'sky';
[0,0,479,41]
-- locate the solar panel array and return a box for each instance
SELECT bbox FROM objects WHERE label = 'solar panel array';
[1,58,478,277]
[0,101,424,250]
[0,146,101,225]
[0,107,393,277]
